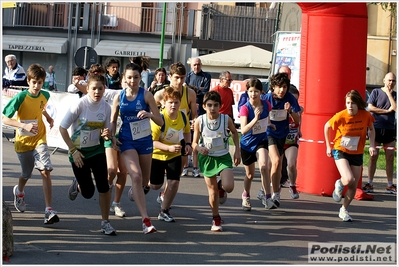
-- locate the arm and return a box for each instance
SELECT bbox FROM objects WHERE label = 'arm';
[110,94,121,145]
[42,109,54,129]
[239,106,260,136]
[227,116,241,166]
[192,118,208,156]
[368,123,377,157]
[188,88,198,119]
[153,89,164,107]
[2,115,37,134]
[145,91,163,126]
[323,121,332,157]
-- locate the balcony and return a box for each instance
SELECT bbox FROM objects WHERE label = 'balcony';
[2,2,277,44]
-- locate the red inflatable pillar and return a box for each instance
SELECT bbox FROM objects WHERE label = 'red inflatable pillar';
[296,3,368,196]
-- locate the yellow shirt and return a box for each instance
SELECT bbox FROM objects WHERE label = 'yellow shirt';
[151,109,190,161]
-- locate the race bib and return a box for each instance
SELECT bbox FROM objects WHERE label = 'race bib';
[340,136,360,151]
[203,136,224,153]
[253,118,268,135]
[163,127,182,144]
[269,110,287,121]
[285,132,298,144]
[18,119,38,136]
[129,118,151,140]
[80,129,100,148]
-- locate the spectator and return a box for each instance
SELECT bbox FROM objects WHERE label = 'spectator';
[3,54,28,89]
[211,71,235,120]
[363,72,397,194]
[104,57,122,89]
[185,58,211,116]
[148,67,170,95]
[67,67,88,98]
[43,65,57,91]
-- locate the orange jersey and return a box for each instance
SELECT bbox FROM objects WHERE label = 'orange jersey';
[328,109,375,154]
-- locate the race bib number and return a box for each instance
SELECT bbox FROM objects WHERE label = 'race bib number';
[285,132,298,144]
[340,136,360,151]
[253,118,268,135]
[269,110,287,121]
[80,129,100,148]
[163,127,182,144]
[129,118,151,140]
[18,119,38,136]
[203,136,224,153]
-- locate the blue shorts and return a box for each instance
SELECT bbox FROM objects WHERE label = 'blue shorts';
[332,150,363,166]
[119,138,153,155]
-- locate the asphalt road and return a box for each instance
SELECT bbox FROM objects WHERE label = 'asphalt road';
[1,128,397,265]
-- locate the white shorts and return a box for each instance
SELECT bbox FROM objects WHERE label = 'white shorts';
[17,143,53,179]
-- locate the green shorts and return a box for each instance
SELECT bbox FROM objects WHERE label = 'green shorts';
[198,153,233,178]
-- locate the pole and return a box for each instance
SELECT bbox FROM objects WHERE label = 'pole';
[159,3,167,68]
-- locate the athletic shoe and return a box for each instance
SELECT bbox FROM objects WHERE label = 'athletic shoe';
[385,184,397,194]
[158,209,175,222]
[143,186,150,195]
[128,187,134,201]
[142,217,157,234]
[338,207,352,222]
[257,188,265,201]
[289,185,299,199]
[272,194,280,208]
[211,216,223,232]
[44,209,60,224]
[332,179,344,202]
[217,177,227,204]
[101,220,117,235]
[156,191,164,205]
[362,183,374,193]
[281,180,290,188]
[13,185,26,212]
[68,179,79,201]
[242,196,252,211]
[8,137,15,143]
[264,198,277,210]
[181,167,189,176]
[193,168,201,178]
[110,203,126,217]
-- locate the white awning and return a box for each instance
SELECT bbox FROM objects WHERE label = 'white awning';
[94,40,171,60]
[3,35,68,54]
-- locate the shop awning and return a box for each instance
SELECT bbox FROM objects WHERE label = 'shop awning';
[94,40,171,59]
[3,35,68,54]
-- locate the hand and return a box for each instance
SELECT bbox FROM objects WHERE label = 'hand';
[24,122,38,135]
[72,150,85,168]
[101,128,110,140]
[169,145,182,153]
[197,145,209,156]
[234,150,241,166]
[47,118,54,129]
[137,110,151,119]
[254,107,261,120]
[185,145,193,155]
[369,146,377,157]
[326,147,332,157]
[284,102,291,113]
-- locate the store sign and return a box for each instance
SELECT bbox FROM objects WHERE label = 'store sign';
[7,45,45,51]
[114,51,146,56]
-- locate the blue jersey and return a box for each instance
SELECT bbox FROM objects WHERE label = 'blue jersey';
[118,87,152,143]
[264,92,300,139]
[240,100,271,152]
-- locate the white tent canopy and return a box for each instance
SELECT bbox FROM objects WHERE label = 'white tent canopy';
[187,45,272,76]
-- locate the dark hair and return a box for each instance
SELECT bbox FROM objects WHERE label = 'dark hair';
[269,72,290,90]
[103,57,120,69]
[163,86,182,101]
[131,56,150,71]
[169,62,186,76]
[246,77,263,91]
[203,91,222,106]
[345,90,367,110]
[123,63,143,76]
[89,63,106,75]
[153,67,168,82]
[72,67,87,76]
[87,74,107,87]
[27,63,46,81]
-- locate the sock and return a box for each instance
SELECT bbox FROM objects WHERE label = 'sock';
[272,192,280,199]
[266,193,271,199]
[45,207,52,211]
[290,183,296,187]
[212,214,220,219]
[242,191,249,198]
[368,180,373,185]
[388,181,393,186]
[112,201,119,205]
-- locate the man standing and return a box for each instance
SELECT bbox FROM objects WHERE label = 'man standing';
[363,72,397,194]
[185,58,211,116]
[43,65,57,91]
[3,54,28,88]
[211,71,235,120]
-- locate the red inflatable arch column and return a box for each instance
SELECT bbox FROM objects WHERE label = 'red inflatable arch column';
[296,3,368,196]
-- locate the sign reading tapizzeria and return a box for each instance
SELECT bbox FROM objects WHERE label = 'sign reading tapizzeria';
[8,45,45,51]
[114,51,146,56]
